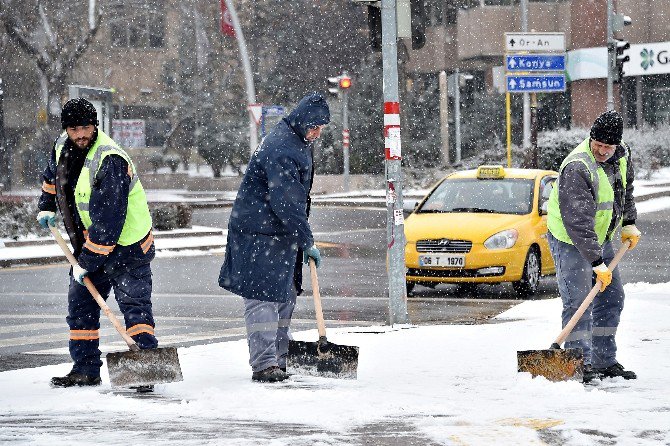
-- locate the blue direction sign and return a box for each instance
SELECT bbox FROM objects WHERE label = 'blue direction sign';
[506,75,566,93]
[506,54,566,72]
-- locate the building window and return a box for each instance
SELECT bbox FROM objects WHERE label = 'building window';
[109,0,165,49]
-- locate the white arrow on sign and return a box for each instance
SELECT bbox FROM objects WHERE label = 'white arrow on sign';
[508,79,517,89]
[248,103,263,125]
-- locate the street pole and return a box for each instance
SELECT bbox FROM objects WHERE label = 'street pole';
[381,0,410,325]
[438,71,450,165]
[342,86,350,192]
[521,0,530,151]
[454,68,462,165]
[0,78,7,191]
[530,92,538,168]
[506,91,512,168]
[224,0,258,153]
[606,0,614,111]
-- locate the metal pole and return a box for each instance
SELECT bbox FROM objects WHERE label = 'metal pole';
[342,87,350,192]
[635,76,643,128]
[224,0,258,153]
[438,71,450,165]
[606,0,614,111]
[381,0,410,325]
[521,0,530,151]
[530,92,538,168]
[454,68,462,165]
[506,92,512,168]
[0,77,7,191]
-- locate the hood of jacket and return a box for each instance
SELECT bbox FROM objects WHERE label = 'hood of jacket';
[284,92,330,141]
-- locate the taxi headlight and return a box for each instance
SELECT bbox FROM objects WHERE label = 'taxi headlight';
[484,229,518,250]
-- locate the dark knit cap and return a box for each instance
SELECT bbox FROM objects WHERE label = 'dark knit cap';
[590,110,623,145]
[61,98,99,129]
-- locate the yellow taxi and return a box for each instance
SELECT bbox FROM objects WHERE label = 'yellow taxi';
[404,165,558,297]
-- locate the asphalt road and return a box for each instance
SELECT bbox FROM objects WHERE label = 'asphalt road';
[0,205,666,372]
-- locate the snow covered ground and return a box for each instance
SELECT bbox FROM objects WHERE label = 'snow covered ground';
[1,282,668,445]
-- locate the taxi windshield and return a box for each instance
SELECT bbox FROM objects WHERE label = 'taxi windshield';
[417,178,535,215]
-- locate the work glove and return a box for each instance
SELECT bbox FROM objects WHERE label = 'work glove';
[303,245,321,268]
[36,211,56,229]
[621,224,641,250]
[592,263,612,292]
[72,265,88,285]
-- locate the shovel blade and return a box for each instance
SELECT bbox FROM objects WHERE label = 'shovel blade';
[106,347,183,387]
[517,347,584,382]
[287,340,359,379]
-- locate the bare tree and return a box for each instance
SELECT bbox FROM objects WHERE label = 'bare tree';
[0,0,101,141]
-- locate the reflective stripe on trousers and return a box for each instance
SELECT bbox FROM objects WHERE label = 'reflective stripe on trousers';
[548,234,625,368]
[243,289,297,372]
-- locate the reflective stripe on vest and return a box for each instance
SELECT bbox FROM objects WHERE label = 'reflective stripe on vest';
[547,138,628,246]
[55,130,152,246]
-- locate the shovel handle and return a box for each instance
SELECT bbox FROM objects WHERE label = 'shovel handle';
[553,240,630,347]
[49,224,140,352]
[309,258,328,340]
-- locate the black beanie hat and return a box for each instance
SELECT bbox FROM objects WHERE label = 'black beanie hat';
[61,98,99,129]
[590,110,623,145]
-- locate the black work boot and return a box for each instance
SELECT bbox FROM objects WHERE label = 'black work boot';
[582,365,600,384]
[131,385,155,393]
[594,363,637,380]
[51,371,101,388]
[252,366,289,383]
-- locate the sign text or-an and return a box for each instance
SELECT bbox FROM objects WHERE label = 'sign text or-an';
[505,33,566,52]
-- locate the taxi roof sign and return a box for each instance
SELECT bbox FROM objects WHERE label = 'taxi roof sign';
[477,165,506,179]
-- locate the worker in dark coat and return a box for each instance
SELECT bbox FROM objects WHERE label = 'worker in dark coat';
[219,92,329,382]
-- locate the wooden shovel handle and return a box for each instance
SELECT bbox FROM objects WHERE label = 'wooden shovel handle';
[49,224,140,351]
[309,258,327,340]
[553,240,631,347]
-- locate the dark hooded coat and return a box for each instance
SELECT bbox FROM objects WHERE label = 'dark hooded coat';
[218,93,330,302]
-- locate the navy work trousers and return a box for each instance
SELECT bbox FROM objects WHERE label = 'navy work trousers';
[67,263,158,377]
[548,234,625,368]
[243,289,297,372]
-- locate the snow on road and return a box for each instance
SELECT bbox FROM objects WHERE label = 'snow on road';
[1,282,668,445]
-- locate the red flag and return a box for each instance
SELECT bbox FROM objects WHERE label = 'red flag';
[220,0,236,38]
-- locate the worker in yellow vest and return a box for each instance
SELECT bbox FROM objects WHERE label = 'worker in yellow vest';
[547,110,641,383]
[36,98,157,390]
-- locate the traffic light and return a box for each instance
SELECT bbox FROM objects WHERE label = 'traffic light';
[358,0,425,51]
[327,73,352,97]
[410,0,426,50]
[614,39,630,83]
[608,11,632,83]
[327,76,340,97]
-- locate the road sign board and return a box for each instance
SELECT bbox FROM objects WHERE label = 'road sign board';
[263,105,285,117]
[506,54,566,72]
[506,74,566,93]
[505,33,565,52]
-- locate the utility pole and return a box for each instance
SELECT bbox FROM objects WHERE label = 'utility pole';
[223,0,258,153]
[0,78,8,191]
[454,68,462,165]
[606,0,614,111]
[438,71,450,165]
[521,0,530,151]
[381,0,410,325]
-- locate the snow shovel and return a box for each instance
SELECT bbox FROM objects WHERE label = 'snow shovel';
[287,258,359,379]
[517,240,630,382]
[49,224,183,387]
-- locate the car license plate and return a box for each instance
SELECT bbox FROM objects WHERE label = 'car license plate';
[418,255,465,268]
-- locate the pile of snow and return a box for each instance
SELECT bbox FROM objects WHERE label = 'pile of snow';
[2,283,669,444]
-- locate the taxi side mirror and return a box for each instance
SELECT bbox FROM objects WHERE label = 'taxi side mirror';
[540,201,549,216]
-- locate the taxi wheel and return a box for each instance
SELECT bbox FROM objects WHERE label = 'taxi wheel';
[406,282,415,296]
[513,247,541,298]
